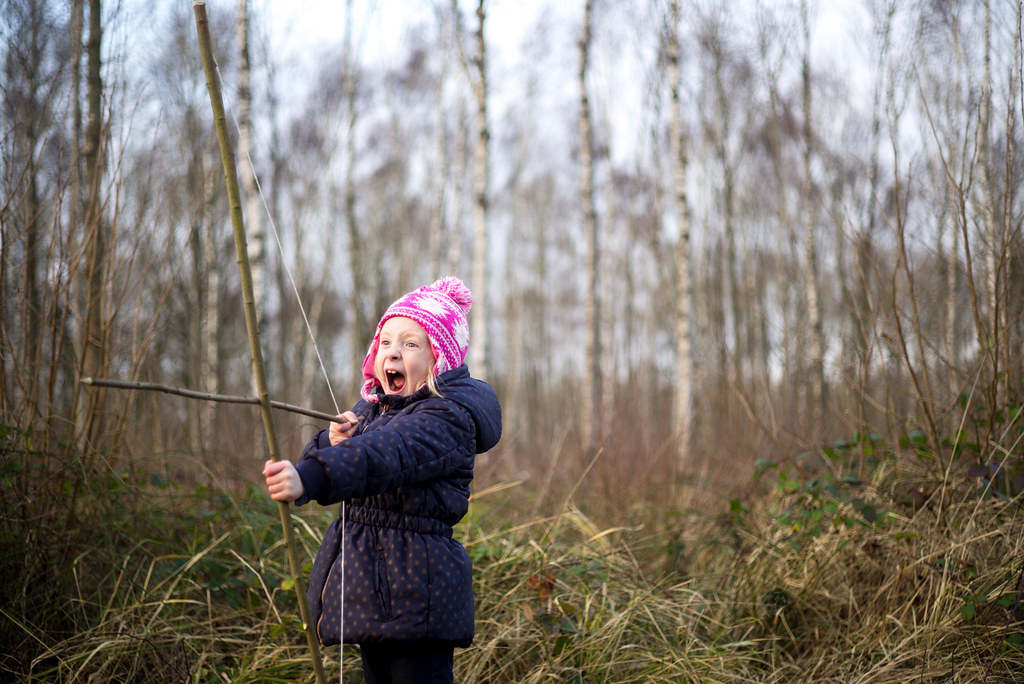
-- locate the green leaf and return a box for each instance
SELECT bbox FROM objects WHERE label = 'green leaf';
[281,577,295,591]
[754,458,777,480]
[961,602,975,622]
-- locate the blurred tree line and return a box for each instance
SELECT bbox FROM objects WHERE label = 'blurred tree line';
[1,0,1021,503]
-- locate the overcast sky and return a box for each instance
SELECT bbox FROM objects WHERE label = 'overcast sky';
[244,0,871,172]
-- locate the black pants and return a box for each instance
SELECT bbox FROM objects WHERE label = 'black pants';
[359,642,455,684]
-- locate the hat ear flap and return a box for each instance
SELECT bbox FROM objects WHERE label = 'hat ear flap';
[360,332,382,401]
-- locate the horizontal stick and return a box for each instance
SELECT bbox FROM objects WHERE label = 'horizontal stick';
[82,377,353,424]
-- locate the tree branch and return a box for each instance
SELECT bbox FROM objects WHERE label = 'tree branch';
[81,377,353,424]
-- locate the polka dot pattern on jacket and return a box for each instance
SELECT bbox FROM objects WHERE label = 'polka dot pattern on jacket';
[294,364,501,647]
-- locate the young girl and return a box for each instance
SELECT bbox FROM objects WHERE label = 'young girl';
[263,276,501,684]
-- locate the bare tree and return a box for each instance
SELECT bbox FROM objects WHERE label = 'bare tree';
[428,4,452,279]
[756,1,801,436]
[668,0,695,473]
[578,0,601,454]
[2,1,45,423]
[0,0,80,435]
[799,0,825,433]
[196,145,220,452]
[75,0,108,450]
[1,0,1020,512]
[915,0,967,404]
[342,0,372,388]
[698,9,743,388]
[236,0,264,356]
[470,0,491,380]
[976,0,1000,405]
[852,0,895,439]
[446,103,469,277]
[1007,0,1023,388]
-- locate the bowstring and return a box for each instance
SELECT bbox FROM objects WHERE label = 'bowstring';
[215,63,347,680]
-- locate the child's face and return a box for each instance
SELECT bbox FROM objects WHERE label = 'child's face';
[374,317,435,397]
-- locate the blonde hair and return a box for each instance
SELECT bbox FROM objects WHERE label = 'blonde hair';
[424,358,443,397]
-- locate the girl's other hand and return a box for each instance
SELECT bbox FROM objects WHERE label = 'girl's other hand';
[263,460,305,502]
[328,411,359,445]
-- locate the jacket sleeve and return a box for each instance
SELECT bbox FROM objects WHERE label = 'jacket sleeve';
[293,398,476,507]
[291,429,333,506]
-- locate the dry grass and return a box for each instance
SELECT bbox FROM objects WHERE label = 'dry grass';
[1,418,1022,682]
[459,475,1024,683]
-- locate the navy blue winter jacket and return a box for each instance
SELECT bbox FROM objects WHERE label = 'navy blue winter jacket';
[293,364,501,647]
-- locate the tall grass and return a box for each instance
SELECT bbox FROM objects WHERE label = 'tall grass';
[1,409,1022,682]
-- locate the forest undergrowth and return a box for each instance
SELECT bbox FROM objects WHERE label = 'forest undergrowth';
[1,396,1023,683]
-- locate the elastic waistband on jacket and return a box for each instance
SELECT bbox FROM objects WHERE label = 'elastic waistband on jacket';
[347,505,454,538]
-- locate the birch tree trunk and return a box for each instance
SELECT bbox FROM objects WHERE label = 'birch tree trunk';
[447,104,468,275]
[448,0,473,278]
[200,146,220,446]
[761,23,798,431]
[429,6,452,278]
[977,0,998,404]
[853,0,893,437]
[973,0,1014,418]
[342,0,371,390]
[578,0,601,455]
[943,170,961,400]
[706,19,741,387]
[668,0,694,473]
[1006,2,1022,387]
[470,0,490,380]
[504,210,522,467]
[76,0,107,450]
[267,40,288,398]
[187,124,210,454]
[992,0,1018,406]
[187,135,204,453]
[800,0,825,432]
[600,114,617,450]
[942,3,966,403]
[236,0,265,387]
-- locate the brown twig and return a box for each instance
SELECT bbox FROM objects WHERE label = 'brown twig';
[81,377,353,424]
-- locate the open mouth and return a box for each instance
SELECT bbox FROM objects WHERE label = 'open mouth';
[385,369,406,393]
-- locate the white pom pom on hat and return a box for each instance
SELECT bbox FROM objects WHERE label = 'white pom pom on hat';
[360,276,473,401]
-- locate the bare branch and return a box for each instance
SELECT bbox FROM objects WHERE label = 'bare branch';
[81,377,354,424]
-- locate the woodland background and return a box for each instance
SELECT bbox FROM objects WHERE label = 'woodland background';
[1,0,1023,681]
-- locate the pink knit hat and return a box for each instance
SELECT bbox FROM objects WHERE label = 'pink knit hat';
[360,276,473,401]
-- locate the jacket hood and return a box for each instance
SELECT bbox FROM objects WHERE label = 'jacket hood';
[448,367,502,454]
[377,364,501,454]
